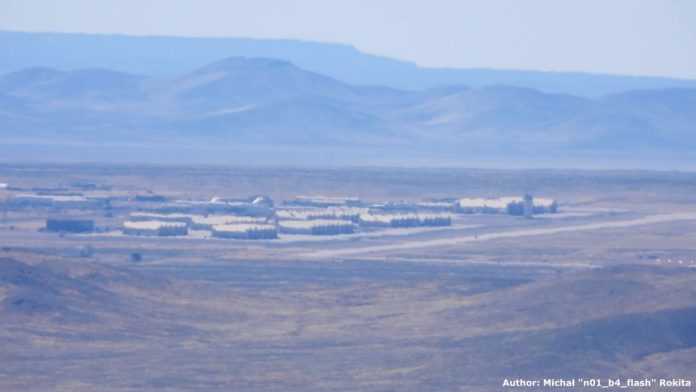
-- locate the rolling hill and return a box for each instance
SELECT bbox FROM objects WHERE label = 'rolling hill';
[2,257,694,391]
[0,57,695,168]
[3,31,696,97]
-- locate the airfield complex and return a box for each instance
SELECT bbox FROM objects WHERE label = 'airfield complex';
[0,182,557,240]
[2,166,695,392]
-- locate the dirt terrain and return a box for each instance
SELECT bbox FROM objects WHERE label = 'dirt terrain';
[1,164,695,391]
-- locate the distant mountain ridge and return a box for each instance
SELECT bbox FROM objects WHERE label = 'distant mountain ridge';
[3,31,696,97]
[0,57,695,168]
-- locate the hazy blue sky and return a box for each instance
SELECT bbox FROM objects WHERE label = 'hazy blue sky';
[1,0,695,78]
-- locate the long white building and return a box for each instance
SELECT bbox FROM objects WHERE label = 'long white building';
[360,213,451,228]
[191,215,268,230]
[128,212,194,225]
[457,196,558,215]
[276,207,367,222]
[122,221,188,236]
[285,196,362,208]
[8,194,106,209]
[278,219,354,235]
[211,224,278,240]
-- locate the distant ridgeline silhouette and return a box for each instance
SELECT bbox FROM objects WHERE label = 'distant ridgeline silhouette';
[2,31,696,96]
[0,50,695,168]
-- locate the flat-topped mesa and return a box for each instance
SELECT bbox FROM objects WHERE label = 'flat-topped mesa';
[194,57,296,73]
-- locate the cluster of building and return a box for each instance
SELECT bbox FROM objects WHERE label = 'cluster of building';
[123,210,277,239]
[1,184,558,240]
[456,195,557,217]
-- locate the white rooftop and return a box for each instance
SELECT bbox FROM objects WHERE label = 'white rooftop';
[290,196,361,205]
[123,220,187,229]
[418,201,455,207]
[130,212,191,219]
[458,196,556,209]
[14,194,89,202]
[193,215,267,225]
[458,197,522,209]
[276,207,367,220]
[361,213,450,222]
[279,219,353,229]
[213,223,276,232]
[534,198,557,207]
